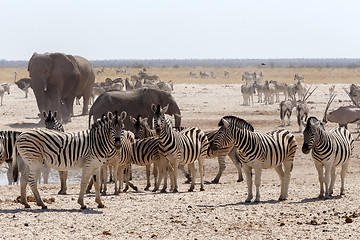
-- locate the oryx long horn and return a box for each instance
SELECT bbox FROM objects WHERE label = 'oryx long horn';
[322,94,336,123]
[304,85,318,102]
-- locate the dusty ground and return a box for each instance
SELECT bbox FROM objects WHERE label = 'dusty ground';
[0,79,359,239]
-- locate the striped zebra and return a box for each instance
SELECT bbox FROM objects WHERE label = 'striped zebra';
[131,115,247,184]
[15,111,125,209]
[100,130,138,195]
[210,116,297,202]
[1,110,64,186]
[301,117,354,198]
[152,104,209,192]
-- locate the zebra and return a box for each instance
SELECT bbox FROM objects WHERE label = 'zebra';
[130,114,246,185]
[241,83,255,106]
[301,117,354,198]
[1,111,65,187]
[152,104,209,192]
[210,116,297,202]
[14,111,125,209]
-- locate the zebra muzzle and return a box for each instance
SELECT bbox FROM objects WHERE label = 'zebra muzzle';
[301,144,310,154]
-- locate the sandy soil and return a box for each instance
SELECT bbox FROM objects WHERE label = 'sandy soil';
[0,83,359,239]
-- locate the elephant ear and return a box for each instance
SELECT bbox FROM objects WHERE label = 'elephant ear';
[28,52,38,74]
[49,53,79,82]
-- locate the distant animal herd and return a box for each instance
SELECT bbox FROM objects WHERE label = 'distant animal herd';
[0,52,359,210]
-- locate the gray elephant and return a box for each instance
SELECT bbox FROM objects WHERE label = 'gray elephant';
[28,52,95,122]
[89,87,181,131]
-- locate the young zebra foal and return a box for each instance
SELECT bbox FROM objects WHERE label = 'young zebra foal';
[302,117,354,198]
[15,111,125,209]
[211,116,297,203]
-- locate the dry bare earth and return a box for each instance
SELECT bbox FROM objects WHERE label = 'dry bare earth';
[0,68,359,239]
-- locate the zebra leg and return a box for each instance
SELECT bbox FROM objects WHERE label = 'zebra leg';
[78,166,95,209]
[118,165,125,193]
[101,164,108,196]
[92,168,105,208]
[85,177,94,194]
[228,148,243,182]
[323,164,332,199]
[28,163,47,209]
[113,162,119,195]
[19,166,30,208]
[152,163,158,190]
[198,159,205,191]
[42,164,50,184]
[243,165,253,203]
[145,165,151,191]
[211,153,226,184]
[275,165,286,201]
[58,171,68,195]
[179,164,191,184]
[254,167,262,202]
[314,162,324,198]
[188,163,196,192]
[170,161,179,193]
[329,166,336,196]
[340,161,349,195]
[153,162,164,192]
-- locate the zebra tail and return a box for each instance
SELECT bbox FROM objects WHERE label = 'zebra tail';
[11,145,19,183]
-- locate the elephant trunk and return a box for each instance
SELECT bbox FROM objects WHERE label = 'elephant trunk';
[174,113,182,128]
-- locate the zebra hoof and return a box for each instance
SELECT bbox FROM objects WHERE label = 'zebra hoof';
[160,189,167,193]
[80,205,87,210]
[144,187,150,191]
[58,191,67,195]
[200,188,205,191]
[188,189,194,192]
[41,205,48,209]
[237,178,243,183]
[211,180,219,184]
[24,204,31,209]
[101,192,107,196]
[98,204,105,208]
[173,189,178,193]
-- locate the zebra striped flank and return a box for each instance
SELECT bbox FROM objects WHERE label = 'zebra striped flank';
[211,116,297,202]
[15,111,126,209]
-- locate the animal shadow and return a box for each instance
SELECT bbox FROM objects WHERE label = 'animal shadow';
[7,122,41,129]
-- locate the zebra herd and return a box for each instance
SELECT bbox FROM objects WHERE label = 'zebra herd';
[0,103,355,209]
[241,72,306,106]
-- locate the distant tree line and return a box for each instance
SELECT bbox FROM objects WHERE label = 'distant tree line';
[1,58,359,69]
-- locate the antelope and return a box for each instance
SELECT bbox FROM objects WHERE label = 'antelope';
[296,86,318,132]
[323,94,360,130]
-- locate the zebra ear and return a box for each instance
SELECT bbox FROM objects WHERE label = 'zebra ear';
[43,111,47,118]
[151,104,157,113]
[129,116,136,124]
[163,104,169,113]
[107,111,114,120]
[53,111,57,118]
[142,117,148,123]
[221,118,230,128]
[119,111,127,121]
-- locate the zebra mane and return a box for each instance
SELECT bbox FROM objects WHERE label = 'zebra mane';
[306,116,324,130]
[219,116,254,132]
[133,115,142,129]
[91,114,109,130]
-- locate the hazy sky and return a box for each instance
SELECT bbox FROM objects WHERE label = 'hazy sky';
[1,0,359,60]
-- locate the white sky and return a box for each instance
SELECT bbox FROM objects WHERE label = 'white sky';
[1,0,359,60]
